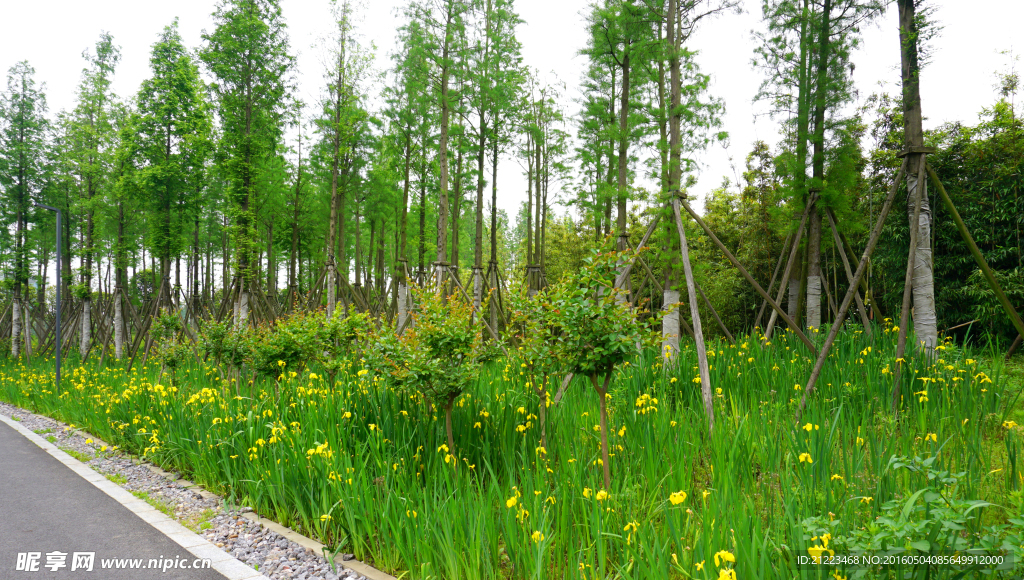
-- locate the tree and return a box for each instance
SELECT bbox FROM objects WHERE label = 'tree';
[137,20,213,304]
[320,0,374,316]
[201,0,294,324]
[897,0,937,352]
[390,10,437,326]
[404,0,471,286]
[69,32,120,359]
[378,287,484,456]
[547,249,656,490]
[108,106,145,358]
[660,0,734,357]
[754,0,884,332]
[0,61,48,357]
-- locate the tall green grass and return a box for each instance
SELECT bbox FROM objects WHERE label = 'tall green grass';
[2,322,1023,579]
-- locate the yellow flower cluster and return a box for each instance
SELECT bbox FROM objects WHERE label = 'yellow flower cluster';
[635,392,658,415]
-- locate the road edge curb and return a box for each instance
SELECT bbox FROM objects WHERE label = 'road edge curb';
[0,413,271,580]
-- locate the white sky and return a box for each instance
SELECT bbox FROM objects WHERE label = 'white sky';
[1,0,1021,223]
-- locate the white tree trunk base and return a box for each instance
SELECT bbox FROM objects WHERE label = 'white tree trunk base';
[662,289,680,362]
[908,171,937,353]
[80,298,91,359]
[114,291,124,359]
[806,275,821,331]
[11,299,21,358]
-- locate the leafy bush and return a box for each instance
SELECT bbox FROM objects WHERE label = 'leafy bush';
[377,287,484,455]
[544,249,658,489]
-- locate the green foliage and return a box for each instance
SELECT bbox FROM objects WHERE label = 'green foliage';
[964,269,1024,341]
[200,0,294,283]
[150,309,182,343]
[0,61,48,295]
[136,19,213,273]
[507,289,562,383]
[545,249,657,379]
[70,282,92,301]
[198,319,250,376]
[380,288,484,408]
[797,453,1024,578]
[151,309,191,382]
[317,309,376,382]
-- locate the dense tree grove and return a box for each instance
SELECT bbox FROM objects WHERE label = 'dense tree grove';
[5,3,1024,579]
[0,0,1021,358]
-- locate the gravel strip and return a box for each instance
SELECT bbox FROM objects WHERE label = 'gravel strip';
[0,401,367,580]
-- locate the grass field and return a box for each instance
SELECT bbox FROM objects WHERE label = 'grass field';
[2,322,1023,579]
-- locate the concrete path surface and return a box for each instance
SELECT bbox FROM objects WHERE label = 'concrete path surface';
[0,415,267,580]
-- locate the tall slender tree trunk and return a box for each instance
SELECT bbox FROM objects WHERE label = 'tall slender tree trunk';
[354,200,363,299]
[338,157,349,289]
[535,124,542,261]
[526,131,534,292]
[474,3,491,314]
[665,0,685,360]
[605,65,616,240]
[780,0,813,330]
[398,128,413,333]
[38,249,47,307]
[205,241,212,306]
[192,217,200,312]
[595,150,604,241]
[376,218,385,296]
[489,120,501,331]
[805,0,831,331]
[541,140,548,274]
[658,15,678,360]
[290,136,302,304]
[806,206,823,329]
[327,38,345,318]
[11,300,21,358]
[614,48,632,304]
[435,5,454,288]
[534,121,543,288]
[81,206,95,359]
[899,0,937,353]
[114,202,126,359]
[419,147,427,284]
[222,212,230,294]
[367,214,375,290]
[473,122,486,311]
[451,138,464,269]
[11,200,24,357]
[616,49,630,248]
[266,221,275,298]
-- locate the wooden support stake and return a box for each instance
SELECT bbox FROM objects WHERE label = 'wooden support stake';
[614,213,662,289]
[697,282,734,344]
[836,227,884,323]
[825,210,872,336]
[677,197,819,355]
[928,164,1024,348]
[673,197,714,431]
[756,230,794,329]
[446,270,508,356]
[766,195,817,339]
[796,161,907,424]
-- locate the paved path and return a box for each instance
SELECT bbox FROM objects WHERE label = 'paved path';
[0,417,244,580]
